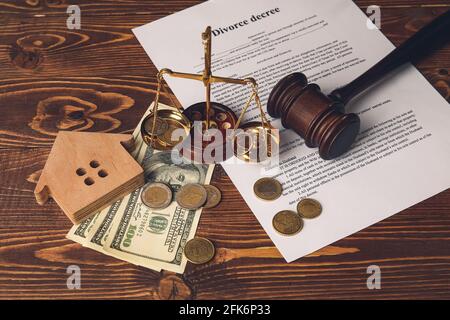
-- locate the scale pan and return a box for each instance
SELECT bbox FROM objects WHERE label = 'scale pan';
[141,109,191,151]
[234,121,279,163]
[181,102,238,163]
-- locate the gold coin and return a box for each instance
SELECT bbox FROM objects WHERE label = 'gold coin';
[184,237,215,264]
[203,185,222,209]
[272,210,303,236]
[175,183,207,210]
[141,182,173,209]
[297,198,322,219]
[253,177,282,201]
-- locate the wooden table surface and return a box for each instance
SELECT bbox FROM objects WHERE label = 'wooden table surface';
[0,0,449,300]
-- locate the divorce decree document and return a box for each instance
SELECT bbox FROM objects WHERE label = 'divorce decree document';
[133,0,450,262]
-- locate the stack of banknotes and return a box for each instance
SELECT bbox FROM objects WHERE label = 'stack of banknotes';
[67,104,214,273]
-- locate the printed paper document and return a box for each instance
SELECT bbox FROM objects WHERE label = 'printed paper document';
[133,0,450,262]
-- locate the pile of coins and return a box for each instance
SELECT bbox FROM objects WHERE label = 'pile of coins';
[141,182,222,210]
[175,183,222,210]
[141,182,221,265]
[176,184,220,264]
[253,177,323,236]
[143,177,323,265]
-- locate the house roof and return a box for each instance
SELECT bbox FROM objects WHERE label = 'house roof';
[35,131,144,223]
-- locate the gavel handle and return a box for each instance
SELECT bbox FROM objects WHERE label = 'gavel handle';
[330,9,450,105]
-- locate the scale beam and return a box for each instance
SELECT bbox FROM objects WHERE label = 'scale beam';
[146,26,277,164]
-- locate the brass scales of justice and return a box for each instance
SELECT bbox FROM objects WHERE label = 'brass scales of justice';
[140,26,279,164]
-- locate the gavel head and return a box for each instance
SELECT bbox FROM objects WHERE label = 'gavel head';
[267,73,360,160]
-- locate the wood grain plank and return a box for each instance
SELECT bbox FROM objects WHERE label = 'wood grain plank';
[0,7,449,80]
[0,66,447,150]
[0,0,448,16]
[1,146,449,299]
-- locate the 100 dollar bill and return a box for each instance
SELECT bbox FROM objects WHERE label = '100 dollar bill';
[67,103,213,273]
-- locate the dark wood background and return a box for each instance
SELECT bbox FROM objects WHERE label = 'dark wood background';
[0,0,449,300]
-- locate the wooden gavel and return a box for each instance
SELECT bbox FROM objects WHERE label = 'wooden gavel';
[268,10,450,160]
